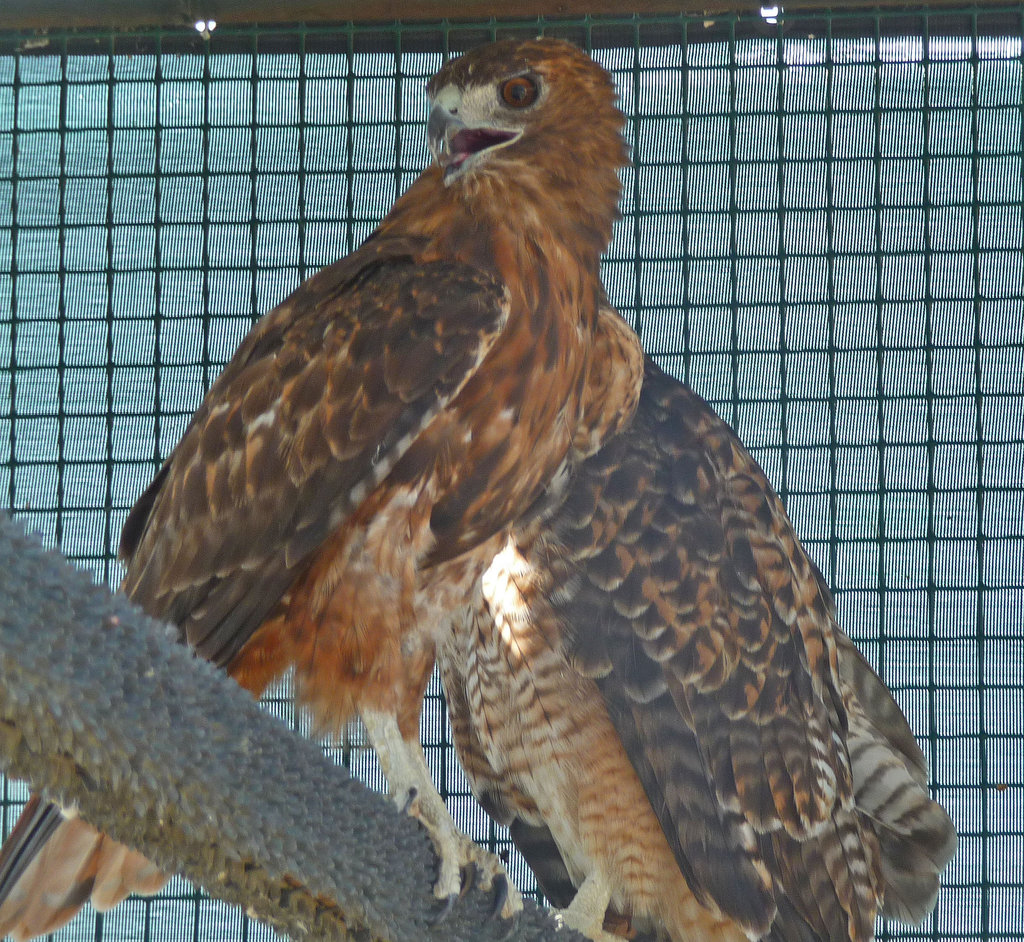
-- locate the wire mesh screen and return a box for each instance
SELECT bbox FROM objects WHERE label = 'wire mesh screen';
[0,8,1021,941]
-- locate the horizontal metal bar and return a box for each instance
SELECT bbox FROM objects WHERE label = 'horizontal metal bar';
[0,2,1022,36]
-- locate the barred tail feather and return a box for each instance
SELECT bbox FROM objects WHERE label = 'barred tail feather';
[848,731,957,924]
[836,635,957,924]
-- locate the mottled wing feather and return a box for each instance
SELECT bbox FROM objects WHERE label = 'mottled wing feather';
[121,245,508,667]
[424,299,644,572]
[556,360,875,938]
[756,815,880,942]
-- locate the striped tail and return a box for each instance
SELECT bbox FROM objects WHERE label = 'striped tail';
[836,634,958,924]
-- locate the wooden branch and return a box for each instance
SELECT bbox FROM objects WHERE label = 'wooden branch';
[0,511,581,942]
[0,0,1020,33]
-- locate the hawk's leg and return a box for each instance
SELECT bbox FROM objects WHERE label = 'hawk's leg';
[552,871,620,942]
[361,710,522,918]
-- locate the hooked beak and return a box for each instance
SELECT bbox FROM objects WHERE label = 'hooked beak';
[427,102,520,184]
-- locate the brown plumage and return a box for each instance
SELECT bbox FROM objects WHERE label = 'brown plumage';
[0,38,640,940]
[439,354,957,941]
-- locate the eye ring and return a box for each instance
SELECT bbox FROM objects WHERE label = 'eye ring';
[500,75,539,108]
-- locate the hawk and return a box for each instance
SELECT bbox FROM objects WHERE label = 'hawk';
[0,38,641,939]
[440,352,957,941]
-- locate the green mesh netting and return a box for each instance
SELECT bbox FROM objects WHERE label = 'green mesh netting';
[0,9,1020,942]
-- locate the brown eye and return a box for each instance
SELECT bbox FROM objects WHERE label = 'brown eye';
[501,76,538,108]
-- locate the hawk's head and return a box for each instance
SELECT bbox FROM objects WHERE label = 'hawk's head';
[426,38,628,187]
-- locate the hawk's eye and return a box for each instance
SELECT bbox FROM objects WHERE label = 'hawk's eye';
[500,76,538,108]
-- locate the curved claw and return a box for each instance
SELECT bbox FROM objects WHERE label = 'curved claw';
[399,787,419,815]
[429,892,459,925]
[460,860,479,898]
[488,873,511,922]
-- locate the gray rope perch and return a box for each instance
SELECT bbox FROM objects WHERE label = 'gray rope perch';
[0,511,584,942]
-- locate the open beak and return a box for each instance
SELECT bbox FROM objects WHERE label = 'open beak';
[427,103,466,170]
[427,103,519,183]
